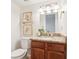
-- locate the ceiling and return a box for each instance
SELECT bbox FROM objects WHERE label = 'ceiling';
[12,0,66,7]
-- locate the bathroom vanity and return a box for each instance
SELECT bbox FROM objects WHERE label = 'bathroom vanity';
[31,37,66,59]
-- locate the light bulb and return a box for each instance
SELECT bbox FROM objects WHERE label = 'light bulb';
[46,6,51,14]
[46,6,51,11]
[39,8,43,13]
[53,9,58,12]
[39,7,45,14]
[40,11,44,14]
[54,5,59,10]
[47,10,51,14]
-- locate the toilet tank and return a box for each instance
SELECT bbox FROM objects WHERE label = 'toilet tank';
[21,39,31,49]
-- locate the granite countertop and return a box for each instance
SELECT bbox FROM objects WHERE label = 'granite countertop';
[30,36,66,43]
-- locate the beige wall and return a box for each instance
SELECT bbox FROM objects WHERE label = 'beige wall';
[21,4,67,37]
[11,2,67,51]
[20,5,41,37]
[11,2,21,51]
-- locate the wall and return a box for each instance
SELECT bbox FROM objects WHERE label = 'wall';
[57,10,67,34]
[11,1,67,51]
[21,4,41,37]
[21,4,67,37]
[11,2,21,51]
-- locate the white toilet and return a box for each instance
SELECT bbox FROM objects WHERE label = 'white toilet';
[11,39,31,59]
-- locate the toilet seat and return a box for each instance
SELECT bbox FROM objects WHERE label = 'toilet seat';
[11,49,26,58]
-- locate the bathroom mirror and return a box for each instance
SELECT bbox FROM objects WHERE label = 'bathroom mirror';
[40,12,58,33]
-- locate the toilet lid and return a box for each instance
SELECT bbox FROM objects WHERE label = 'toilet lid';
[11,49,25,57]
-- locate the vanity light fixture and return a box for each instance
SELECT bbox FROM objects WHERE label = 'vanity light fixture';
[39,3,59,14]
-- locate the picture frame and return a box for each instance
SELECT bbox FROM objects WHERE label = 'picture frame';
[23,23,32,36]
[23,12,32,23]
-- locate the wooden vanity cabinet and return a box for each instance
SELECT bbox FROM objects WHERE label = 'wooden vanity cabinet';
[31,48,44,59]
[31,40,45,59]
[47,43,66,59]
[47,51,64,59]
[31,40,66,59]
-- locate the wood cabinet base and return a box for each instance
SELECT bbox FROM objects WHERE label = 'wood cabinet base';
[31,40,66,59]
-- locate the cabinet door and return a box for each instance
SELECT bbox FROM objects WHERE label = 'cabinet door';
[31,48,44,59]
[47,51,65,59]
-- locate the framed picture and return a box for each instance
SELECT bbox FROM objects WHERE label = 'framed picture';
[23,12,32,23]
[23,23,32,36]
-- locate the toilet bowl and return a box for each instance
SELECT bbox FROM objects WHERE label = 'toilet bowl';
[11,39,31,59]
[11,49,27,59]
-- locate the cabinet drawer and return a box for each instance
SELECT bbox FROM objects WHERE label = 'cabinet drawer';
[31,40,45,49]
[47,43,65,52]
